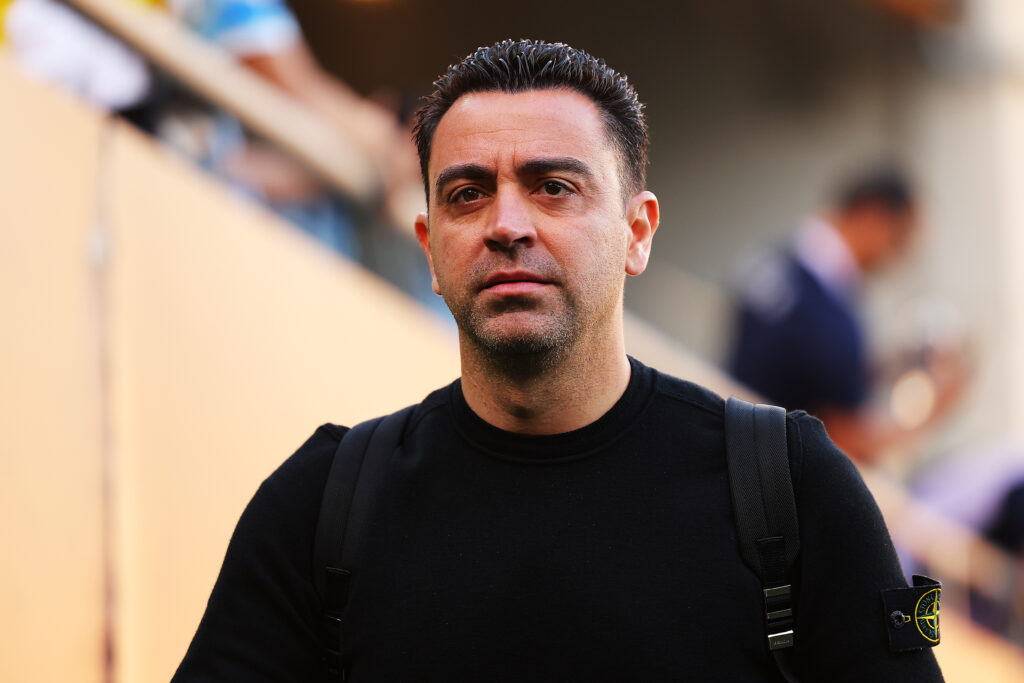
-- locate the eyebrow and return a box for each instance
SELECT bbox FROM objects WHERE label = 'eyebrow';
[518,157,595,182]
[434,163,493,204]
[433,157,596,204]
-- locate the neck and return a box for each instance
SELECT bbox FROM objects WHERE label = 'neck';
[458,320,632,435]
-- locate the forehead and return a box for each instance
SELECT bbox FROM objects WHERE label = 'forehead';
[428,89,618,184]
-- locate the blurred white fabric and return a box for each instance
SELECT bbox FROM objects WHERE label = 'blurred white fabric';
[5,0,151,110]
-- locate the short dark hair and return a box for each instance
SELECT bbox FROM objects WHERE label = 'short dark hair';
[836,167,915,214]
[412,39,649,200]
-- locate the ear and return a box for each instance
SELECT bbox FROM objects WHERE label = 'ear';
[624,191,659,276]
[414,212,441,294]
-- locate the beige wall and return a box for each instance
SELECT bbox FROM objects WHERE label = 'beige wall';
[0,57,107,683]
[105,123,460,682]
[0,53,460,682]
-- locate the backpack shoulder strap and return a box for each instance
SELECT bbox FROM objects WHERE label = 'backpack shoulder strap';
[312,404,416,680]
[724,396,800,681]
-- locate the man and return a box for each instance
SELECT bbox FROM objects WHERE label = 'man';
[174,40,943,681]
[728,171,965,462]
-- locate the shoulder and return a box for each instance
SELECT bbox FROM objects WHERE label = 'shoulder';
[785,411,888,535]
[648,364,726,420]
[224,424,349,556]
[258,423,349,503]
[785,411,873,508]
[172,423,352,679]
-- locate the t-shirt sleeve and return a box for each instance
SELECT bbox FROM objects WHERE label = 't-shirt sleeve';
[789,413,945,682]
[172,424,346,682]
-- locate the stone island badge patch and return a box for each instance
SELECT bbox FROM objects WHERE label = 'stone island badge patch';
[881,575,941,652]
[914,586,941,643]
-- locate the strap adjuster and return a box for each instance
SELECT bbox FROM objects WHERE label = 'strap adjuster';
[768,629,795,651]
[322,646,345,677]
[764,585,795,650]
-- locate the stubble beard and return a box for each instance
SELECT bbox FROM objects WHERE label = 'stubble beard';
[447,286,584,378]
[435,244,623,379]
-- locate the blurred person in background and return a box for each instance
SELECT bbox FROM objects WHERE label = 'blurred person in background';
[728,168,967,463]
[2,0,158,126]
[163,0,417,258]
[3,0,419,260]
[165,0,435,305]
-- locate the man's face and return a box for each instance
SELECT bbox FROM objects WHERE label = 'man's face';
[856,204,919,272]
[415,88,657,358]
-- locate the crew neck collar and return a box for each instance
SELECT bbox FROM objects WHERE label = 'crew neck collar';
[448,356,656,464]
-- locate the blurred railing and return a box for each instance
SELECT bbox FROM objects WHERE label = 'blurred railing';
[65,0,381,201]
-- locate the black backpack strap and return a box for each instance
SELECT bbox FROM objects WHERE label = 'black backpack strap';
[312,405,416,681]
[725,397,801,682]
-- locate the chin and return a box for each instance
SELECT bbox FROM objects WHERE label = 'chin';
[465,313,578,357]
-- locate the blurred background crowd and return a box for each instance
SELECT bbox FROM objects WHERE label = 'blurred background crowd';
[3,0,1024,680]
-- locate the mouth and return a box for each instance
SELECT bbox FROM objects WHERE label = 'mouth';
[482,271,552,296]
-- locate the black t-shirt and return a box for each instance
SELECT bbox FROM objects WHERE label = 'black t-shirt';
[173,358,943,681]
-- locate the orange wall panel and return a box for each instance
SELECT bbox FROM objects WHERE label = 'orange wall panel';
[0,57,107,683]
[104,122,459,682]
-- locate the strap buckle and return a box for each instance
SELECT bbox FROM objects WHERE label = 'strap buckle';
[764,584,795,650]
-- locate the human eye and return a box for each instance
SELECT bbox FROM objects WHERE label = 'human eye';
[450,186,486,204]
[537,180,573,197]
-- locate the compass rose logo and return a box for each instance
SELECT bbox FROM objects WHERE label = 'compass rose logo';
[914,587,940,643]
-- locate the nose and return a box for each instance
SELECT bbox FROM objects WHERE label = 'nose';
[483,187,537,252]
